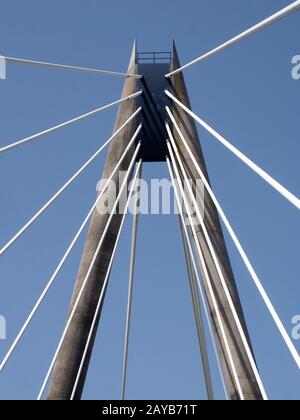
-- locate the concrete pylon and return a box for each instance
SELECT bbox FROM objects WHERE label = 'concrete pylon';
[47,43,139,400]
[169,42,263,400]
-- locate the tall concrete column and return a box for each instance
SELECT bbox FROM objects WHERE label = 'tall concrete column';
[169,43,262,400]
[47,43,139,400]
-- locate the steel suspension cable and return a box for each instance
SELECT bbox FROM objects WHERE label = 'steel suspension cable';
[166,156,245,401]
[0,108,142,256]
[179,216,214,400]
[165,113,300,370]
[0,91,142,154]
[0,128,142,373]
[165,1,300,78]
[3,55,142,78]
[185,225,230,400]
[166,129,268,400]
[37,142,141,400]
[165,92,300,210]
[71,159,142,401]
[121,162,143,401]
[179,208,229,400]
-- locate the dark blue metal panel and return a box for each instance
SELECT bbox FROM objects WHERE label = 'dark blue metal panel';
[136,62,171,162]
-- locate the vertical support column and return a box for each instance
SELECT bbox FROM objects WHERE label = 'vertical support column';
[47,43,139,400]
[169,42,262,400]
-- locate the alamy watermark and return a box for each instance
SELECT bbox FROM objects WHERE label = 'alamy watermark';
[0,55,6,80]
[292,55,300,80]
[95,173,205,225]
[292,315,300,341]
[0,315,6,340]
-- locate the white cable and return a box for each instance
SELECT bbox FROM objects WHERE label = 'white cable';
[180,207,229,400]
[4,56,142,79]
[165,112,300,371]
[70,159,142,400]
[0,91,142,154]
[37,142,141,400]
[166,125,268,400]
[179,216,214,400]
[165,1,300,77]
[121,162,142,401]
[0,108,142,256]
[165,91,300,210]
[186,227,230,400]
[166,156,245,401]
[0,127,142,373]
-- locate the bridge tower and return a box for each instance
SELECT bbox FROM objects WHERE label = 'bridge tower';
[46,42,263,401]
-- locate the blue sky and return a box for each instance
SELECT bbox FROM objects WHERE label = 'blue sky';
[0,0,299,400]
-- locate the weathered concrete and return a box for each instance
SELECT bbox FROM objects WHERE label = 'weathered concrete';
[169,42,262,400]
[47,43,139,400]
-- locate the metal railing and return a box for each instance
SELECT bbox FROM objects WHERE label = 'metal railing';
[137,51,172,64]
